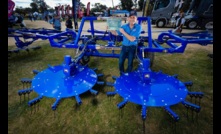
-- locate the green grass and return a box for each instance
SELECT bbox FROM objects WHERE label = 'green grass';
[8,39,213,134]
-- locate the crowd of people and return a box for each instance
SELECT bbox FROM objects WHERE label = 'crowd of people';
[28,12,39,21]
[47,14,73,31]
[8,12,26,28]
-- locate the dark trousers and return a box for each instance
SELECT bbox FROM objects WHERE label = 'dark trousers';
[54,26,61,31]
[119,45,136,73]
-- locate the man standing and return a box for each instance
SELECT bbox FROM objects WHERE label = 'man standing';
[104,8,108,17]
[104,7,111,17]
[65,15,73,30]
[110,12,142,75]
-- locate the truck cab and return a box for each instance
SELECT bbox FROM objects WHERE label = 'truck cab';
[151,0,175,28]
[185,1,213,29]
[148,0,213,29]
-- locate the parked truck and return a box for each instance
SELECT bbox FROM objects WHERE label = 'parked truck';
[143,0,213,29]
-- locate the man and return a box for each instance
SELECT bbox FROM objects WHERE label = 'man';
[8,12,26,28]
[65,15,73,30]
[104,7,110,17]
[173,11,185,34]
[110,12,142,75]
[49,14,61,31]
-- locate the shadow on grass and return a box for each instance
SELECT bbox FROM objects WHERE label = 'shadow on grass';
[8,46,47,63]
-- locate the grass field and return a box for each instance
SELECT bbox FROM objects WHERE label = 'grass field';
[8,25,213,134]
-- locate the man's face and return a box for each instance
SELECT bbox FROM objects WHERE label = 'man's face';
[128,15,137,24]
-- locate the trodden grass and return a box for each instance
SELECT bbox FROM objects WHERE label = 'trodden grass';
[8,38,213,134]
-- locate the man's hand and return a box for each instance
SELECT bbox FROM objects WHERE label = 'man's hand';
[109,30,118,36]
[127,36,136,42]
[107,26,117,35]
[119,28,136,42]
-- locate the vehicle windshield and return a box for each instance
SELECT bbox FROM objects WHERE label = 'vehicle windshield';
[154,0,170,10]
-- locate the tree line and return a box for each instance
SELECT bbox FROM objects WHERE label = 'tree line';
[14,0,145,17]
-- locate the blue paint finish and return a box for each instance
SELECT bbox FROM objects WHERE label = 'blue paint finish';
[114,71,188,107]
[14,16,209,118]
[32,64,97,98]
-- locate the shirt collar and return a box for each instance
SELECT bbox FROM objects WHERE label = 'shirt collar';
[127,23,137,29]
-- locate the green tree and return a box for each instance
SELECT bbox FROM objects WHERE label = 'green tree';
[79,1,85,8]
[31,0,50,13]
[14,7,26,16]
[120,0,134,11]
[48,8,55,13]
[39,1,48,13]
[91,3,107,12]
[30,2,38,12]
[138,0,144,11]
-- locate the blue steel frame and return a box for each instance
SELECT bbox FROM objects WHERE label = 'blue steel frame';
[44,17,211,121]
[45,17,213,63]
[8,17,213,57]
[8,28,64,49]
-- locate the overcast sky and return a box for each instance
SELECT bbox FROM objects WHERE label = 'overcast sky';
[13,0,121,8]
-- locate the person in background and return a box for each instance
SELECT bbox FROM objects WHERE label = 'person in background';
[104,7,111,17]
[48,15,52,23]
[103,8,108,17]
[173,11,185,34]
[109,12,142,75]
[124,13,127,23]
[107,7,111,17]
[44,15,48,22]
[28,12,33,22]
[49,14,62,31]
[8,12,26,28]
[16,13,26,27]
[32,12,37,21]
[65,15,73,30]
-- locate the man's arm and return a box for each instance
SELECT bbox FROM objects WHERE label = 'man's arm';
[119,28,136,42]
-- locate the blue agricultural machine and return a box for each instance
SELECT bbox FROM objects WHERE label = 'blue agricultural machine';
[16,16,212,131]
[8,28,69,54]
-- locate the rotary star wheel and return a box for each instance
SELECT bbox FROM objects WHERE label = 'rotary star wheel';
[106,59,203,122]
[17,55,104,111]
